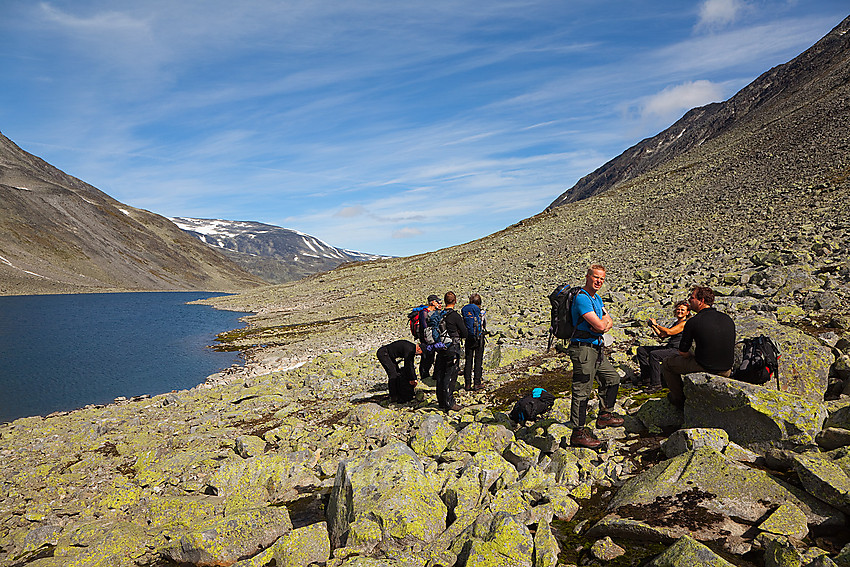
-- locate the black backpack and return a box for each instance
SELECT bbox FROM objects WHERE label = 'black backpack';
[548,284,583,350]
[509,388,556,423]
[735,335,780,387]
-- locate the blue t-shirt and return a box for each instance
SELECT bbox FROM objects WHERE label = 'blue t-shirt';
[571,290,605,344]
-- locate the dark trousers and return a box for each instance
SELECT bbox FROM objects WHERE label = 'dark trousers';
[434,344,460,409]
[636,345,679,387]
[377,346,416,402]
[419,348,435,380]
[464,336,485,389]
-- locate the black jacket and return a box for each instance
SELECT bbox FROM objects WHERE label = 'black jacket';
[443,309,469,341]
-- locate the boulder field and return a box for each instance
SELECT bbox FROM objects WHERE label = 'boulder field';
[3,292,850,566]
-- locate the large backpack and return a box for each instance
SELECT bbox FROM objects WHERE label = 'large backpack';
[547,284,583,350]
[408,305,434,345]
[427,308,452,347]
[734,335,780,387]
[509,388,556,423]
[461,304,485,340]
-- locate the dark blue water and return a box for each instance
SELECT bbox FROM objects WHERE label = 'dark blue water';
[0,292,252,423]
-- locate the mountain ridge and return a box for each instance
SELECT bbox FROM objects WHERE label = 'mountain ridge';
[0,132,266,295]
[548,14,850,208]
[170,217,391,284]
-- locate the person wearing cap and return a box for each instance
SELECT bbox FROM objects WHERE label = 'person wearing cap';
[567,264,624,449]
[419,294,442,380]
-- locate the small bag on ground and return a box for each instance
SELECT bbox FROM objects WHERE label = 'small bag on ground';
[509,388,556,423]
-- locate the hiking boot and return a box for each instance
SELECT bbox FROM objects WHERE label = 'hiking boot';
[596,412,624,428]
[473,384,485,391]
[448,404,462,412]
[645,384,663,394]
[570,427,602,449]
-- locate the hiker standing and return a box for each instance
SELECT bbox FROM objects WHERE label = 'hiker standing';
[433,291,468,411]
[419,294,442,380]
[462,293,486,391]
[568,264,624,448]
[661,286,736,408]
[636,300,690,392]
[376,339,419,403]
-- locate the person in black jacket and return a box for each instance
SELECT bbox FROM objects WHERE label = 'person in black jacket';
[661,286,736,408]
[376,339,419,403]
[433,291,468,411]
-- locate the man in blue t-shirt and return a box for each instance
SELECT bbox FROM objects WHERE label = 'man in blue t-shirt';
[567,264,624,448]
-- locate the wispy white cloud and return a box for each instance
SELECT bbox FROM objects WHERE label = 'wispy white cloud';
[695,0,748,31]
[1,1,846,256]
[638,80,725,124]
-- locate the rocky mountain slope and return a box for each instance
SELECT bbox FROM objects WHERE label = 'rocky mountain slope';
[0,132,266,295]
[170,217,390,284]
[548,14,850,208]
[2,15,850,567]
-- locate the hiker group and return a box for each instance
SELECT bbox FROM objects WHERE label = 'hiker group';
[377,291,486,412]
[378,263,780,451]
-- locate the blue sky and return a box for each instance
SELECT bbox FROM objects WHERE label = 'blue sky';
[1,1,846,257]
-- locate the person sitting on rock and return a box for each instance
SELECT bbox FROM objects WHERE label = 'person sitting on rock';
[567,264,624,449]
[661,286,736,408]
[376,339,419,403]
[636,300,690,392]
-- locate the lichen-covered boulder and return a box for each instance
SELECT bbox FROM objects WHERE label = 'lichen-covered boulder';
[463,512,534,567]
[162,506,292,566]
[442,450,518,522]
[210,453,321,512]
[634,397,684,434]
[234,521,330,567]
[503,439,540,472]
[588,447,844,544]
[348,402,400,441]
[792,452,850,515]
[448,422,515,454]
[544,486,579,521]
[662,428,729,459]
[758,502,809,540]
[544,448,581,487]
[532,519,559,567]
[683,374,827,447]
[409,414,456,457]
[591,536,625,561]
[646,535,736,566]
[327,442,446,553]
[734,314,832,400]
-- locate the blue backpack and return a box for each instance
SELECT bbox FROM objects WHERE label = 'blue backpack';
[427,309,452,347]
[461,304,485,339]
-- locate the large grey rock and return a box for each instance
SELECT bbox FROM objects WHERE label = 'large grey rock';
[327,442,446,553]
[646,535,736,566]
[448,422,515,454]
[662,428,729,459]
[410,414,456,457]
[463,512,534,567]
[588,447,844,545]
[162,507,292,566]
[734,314,833,400]
[683,374,827,447]
[793,452,850,515]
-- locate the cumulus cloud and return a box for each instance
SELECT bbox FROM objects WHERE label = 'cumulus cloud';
[392,227,423,239]
[335,205,367,218]
[696,0,747,31]
[639,80,725,123]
